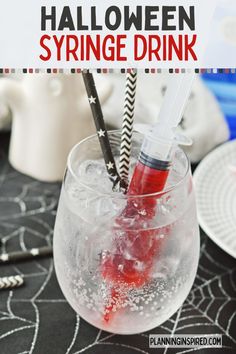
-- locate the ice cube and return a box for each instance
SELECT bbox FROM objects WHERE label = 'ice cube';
[78,159,114,194]
[78,160,107,178]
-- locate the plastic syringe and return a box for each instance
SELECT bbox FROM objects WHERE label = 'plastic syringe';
[128,73,195,196]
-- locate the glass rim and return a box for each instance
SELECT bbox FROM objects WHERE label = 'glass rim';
[67,130,190,199]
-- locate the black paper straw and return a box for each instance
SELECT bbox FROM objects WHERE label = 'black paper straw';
[82,71,122,189]
[0,246,53,264]
[119,70,137,185]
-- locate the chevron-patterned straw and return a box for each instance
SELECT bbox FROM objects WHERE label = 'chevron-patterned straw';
[119,70,137,186]
[0,275,24,290]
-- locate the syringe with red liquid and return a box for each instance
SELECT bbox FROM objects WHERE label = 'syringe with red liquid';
[101,144,173,323]
[101,73,195,323]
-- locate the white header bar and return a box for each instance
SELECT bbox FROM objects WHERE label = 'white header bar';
[0,0,235,68]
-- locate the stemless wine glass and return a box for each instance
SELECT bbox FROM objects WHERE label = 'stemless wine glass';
[54,131,200,335]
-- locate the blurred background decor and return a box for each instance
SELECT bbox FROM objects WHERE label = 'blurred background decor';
[0,72,235,178]
[202,72,236,140]
[0,73,112,181]
[0,100,11,130]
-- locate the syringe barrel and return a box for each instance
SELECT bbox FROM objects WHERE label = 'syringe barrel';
[141,133,174,162]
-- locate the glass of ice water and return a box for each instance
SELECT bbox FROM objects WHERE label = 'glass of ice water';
[54,131,200,334]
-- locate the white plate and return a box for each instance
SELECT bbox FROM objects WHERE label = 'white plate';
[193,140,236,259]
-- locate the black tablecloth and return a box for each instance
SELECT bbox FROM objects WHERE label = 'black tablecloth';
[0,133,235,354]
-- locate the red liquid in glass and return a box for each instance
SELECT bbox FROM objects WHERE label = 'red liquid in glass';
[101,159,170,322]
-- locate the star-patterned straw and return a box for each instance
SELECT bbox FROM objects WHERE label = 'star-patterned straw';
[82,72,122,190]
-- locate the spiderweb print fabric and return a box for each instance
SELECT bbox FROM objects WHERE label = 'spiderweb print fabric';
[0,134,235,354]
